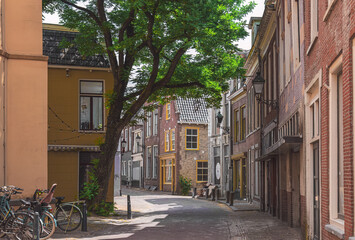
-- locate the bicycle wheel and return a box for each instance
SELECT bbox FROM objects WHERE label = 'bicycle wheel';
[40,211,56,239]
[55,204,82,232]
[4,212,35,240]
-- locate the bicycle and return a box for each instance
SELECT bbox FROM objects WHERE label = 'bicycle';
[31,185,84,232]
[19,184,57,239]
[0,186,38,240]
[54,197,84,232]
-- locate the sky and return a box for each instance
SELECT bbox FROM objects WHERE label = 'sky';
[43,0,265,51]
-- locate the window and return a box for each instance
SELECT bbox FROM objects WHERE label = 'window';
[329,56,344,225]
[254,150,259,196]
[337,73,344,219]
[80,81,103,130]
[170,129,175,151]
[235,110,239,142]
[146,147,151,178]
[196,160,208,182]
[146,112,152,137]
[166,103,171,120]
[152,146,158,178]
[128,128,132,151]
[165,159,172,183]
[165,131,170,152]
[153,110,158,135]
[186,128,199,150]
[122,161,127,176]
[241,106,246,140]
[310,0,318,42]
[224,96,229,127]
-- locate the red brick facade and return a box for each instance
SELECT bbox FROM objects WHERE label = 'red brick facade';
[304,0,355,238]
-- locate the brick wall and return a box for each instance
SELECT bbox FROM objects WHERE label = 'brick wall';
[304,0,355,237]
[178,124,209,192]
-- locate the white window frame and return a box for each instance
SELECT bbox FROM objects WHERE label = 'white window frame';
[153,110,158,135]
[152,145,158,178]
[128,128,132,151]
[329,55,344,229]
[146,146,151,178]
[146,112,152,137]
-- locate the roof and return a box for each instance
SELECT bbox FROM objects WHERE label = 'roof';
[175,98,209,124]
[43,24,110,68]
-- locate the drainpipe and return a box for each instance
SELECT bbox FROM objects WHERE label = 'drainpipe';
[1,0,6,185]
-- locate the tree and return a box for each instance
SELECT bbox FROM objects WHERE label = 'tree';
[43,0,254,206]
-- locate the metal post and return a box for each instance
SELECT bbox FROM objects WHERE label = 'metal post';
[127,195,132,219]
[216,189,220,200]
[33,212,40,240]
[211,188,216,201]
[230,192,234,206]
[205,188,209,199]
[81,202,88,232]
[226,191,230,203]
[192,187,197,198]
[120,189,122,196]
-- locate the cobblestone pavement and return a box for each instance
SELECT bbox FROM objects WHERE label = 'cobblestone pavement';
[50,188,302,240]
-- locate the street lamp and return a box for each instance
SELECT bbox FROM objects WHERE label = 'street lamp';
[252,71,278,109]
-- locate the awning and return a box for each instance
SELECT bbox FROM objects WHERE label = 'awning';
[231,152,247,160]
[256,135,302,161]
[48,145,100,152]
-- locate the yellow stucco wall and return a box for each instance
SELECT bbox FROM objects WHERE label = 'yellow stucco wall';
[48,67,115,202]
[48,151,79,201]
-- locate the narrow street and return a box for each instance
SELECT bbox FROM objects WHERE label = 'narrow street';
[51,188,302,240]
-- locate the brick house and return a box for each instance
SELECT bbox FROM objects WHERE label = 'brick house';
[240,0,305,231]
[158,98,209,194]
[143,105,161,190]
[304,0,355,238]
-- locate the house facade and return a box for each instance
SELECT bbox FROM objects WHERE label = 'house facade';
[0,0,48,197]
[304,0,355,238]
[208,93,231,198]
[143,105,161,190]
[157,98,209,194]
[45,24,115,202]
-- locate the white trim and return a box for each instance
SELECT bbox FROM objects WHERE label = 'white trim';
[328,54,344,228]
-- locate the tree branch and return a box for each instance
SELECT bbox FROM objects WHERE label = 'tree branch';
[60,0,102,26]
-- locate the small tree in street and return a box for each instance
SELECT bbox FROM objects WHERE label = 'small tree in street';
[43,0,254,210]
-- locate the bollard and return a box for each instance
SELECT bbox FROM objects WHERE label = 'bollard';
[33,211,40,240]
[192,188,197,198]
[81,202,88,232]
[229,192,234,206]
[216,189,220,200]
[120,190,122,196]
[127,195,132,219]
[226,191,230,204]
[211,188,216,201]
[205,188,209,199]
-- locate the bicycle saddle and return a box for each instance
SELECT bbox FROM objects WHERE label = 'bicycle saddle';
[56,196,65,201]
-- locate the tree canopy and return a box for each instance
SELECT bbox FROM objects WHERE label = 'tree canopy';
[43,0,254,206]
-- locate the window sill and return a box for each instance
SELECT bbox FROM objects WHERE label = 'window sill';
[306,35,318,56]
[79,130,105,133]
[323,0,338,22]
[186,149,199,151]
[325,223,345,239]
[163,182,172,185]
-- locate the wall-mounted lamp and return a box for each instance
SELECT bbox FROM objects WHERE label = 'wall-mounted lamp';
[66,68,70,78]
[252,71,278,109]
[216,111,230,134]
[121,139,127,153]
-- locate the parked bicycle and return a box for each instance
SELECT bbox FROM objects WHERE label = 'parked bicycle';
[0,185,37,240]
[18,184,57,239]
[54,196,84,232]
[29,184,84,232]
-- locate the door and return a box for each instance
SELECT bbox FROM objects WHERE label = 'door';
[313,142,320,240]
